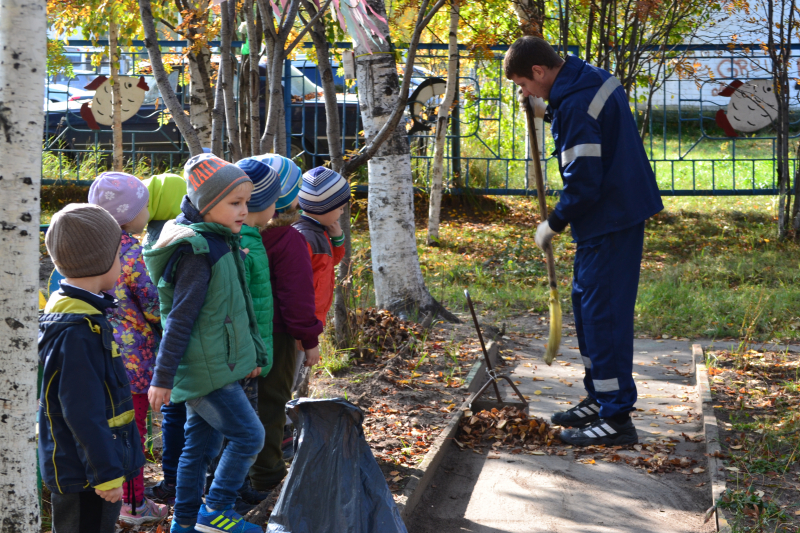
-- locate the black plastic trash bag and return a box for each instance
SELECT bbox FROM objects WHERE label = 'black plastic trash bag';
[266,398,408,533]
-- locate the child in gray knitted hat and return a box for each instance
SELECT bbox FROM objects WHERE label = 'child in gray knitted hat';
[144,154,268,533]
[39,204,146,533]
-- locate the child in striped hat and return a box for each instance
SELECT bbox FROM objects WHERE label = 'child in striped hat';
[240,155,323,494]
[293,166,350,325]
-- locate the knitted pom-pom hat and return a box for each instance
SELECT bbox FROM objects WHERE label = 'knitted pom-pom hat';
[298,167,350,215]
[88,172,149,226]
[251,154,302,212]
[236,157,282,212]
[184,153,252,215]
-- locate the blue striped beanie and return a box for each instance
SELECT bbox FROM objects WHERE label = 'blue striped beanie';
[251,154,302,212]
[298,167,350,215]
[235,157,281,212]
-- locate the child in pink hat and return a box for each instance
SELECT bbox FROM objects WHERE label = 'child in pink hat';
[89,172,169,527]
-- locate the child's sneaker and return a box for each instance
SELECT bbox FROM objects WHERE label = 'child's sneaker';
[144,479,177,505]
[196,505,261,533]
[119,497,169,527]
[170,520,200,533]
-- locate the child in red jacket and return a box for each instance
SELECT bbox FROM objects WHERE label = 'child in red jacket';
[292,167,351,325]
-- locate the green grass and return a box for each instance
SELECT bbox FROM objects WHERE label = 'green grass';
[347,194,800,342]
[41,150,182,183]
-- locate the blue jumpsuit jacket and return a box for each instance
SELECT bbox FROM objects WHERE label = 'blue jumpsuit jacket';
[546,55,663,241]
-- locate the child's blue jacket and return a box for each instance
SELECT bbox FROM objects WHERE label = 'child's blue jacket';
[38,283,145,494]
[547,55,663,242]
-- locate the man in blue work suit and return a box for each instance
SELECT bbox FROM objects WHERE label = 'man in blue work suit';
[505,36,663,446]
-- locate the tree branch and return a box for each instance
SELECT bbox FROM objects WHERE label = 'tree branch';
[344,0,447,173]
[138,0,203,156]
[284,0,334,57]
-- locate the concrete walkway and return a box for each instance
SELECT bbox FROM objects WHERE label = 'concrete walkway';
[407,334,715,533]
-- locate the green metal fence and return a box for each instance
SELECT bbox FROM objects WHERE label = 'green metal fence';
[43,41,798,196]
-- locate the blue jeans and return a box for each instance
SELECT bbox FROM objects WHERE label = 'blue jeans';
[573,222,644,419]
[173,382,265,525]
[160,401,187,485]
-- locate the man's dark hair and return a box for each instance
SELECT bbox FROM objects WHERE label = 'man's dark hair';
[503,36,564,80]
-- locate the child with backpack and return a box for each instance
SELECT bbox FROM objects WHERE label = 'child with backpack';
[39,204,146,533]
[88,172,170,527]
[144,154,268,533]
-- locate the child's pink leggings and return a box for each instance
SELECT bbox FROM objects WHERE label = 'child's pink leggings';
[123,393,149,505]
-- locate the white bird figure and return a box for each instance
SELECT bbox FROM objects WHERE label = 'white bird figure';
[715,79,778,137]
[80,75,150,130]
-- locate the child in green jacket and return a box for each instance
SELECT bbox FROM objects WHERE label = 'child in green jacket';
[236,157,282,378]
[144,154,267,533]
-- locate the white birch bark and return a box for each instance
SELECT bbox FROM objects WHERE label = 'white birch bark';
[525,96,546,190]
[355,0,453,319]
[188,48,213,147]
[513,0,547,191]
[109,18,124,171]
[0,0,45,530]
[426,0,459,246]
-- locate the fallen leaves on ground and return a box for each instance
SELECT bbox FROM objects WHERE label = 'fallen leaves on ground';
[706,348,800,531]
[456,406,562,454]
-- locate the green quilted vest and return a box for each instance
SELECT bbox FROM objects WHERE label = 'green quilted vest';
[240,224,274,376]
[143,222,268,403]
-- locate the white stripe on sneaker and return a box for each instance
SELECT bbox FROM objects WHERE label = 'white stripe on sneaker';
[574,409,587,418]
[580,407,594,416]
[588,403,600,413]
[600,423,617,435]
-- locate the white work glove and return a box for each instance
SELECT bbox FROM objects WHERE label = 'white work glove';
[517,89,547,119]
[535,220,558,251]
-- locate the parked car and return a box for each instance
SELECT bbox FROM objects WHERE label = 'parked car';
[44,83,94,107]
[43,66,362,169]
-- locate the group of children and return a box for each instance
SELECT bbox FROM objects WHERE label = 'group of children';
[38,153,351,533]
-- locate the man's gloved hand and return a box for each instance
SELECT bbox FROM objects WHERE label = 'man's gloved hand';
[535,220,558,250]
[517,90,547,119]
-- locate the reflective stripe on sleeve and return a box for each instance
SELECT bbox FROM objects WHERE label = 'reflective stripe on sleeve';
[561,143,601,166]
[587,76,622,120]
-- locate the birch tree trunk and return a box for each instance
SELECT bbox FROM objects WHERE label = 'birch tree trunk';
[109,18,124,171]
[210,61,225,155]
[0,0,45,529]
[244,0,261,155]
[220,0,242,160]
[426,0,459,246]
[180,0,214,148]
[187,46,214,147]
[514,0,546,192]
[355,0,455,320]
[138,0,203,156]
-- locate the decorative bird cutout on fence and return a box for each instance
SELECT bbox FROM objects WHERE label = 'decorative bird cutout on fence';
[715,79,778,137]
[79,75,150,130]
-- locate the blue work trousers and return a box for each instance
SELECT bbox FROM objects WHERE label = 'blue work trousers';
[572,221,644,419]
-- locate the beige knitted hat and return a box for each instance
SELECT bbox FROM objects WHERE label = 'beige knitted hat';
[46,204,122,278]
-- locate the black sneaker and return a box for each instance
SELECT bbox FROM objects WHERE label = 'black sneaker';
[143,480,176,505]
[238,477,271,505]
[559,418,639,446]
[233,495,256,516]
[551,397,601,428]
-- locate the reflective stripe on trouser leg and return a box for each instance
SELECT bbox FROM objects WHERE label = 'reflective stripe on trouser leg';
[572,222,645,419]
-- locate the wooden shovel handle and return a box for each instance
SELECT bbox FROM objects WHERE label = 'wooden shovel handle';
[523,99,558,289]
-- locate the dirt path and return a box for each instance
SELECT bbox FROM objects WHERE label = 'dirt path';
[407,315,715,533]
